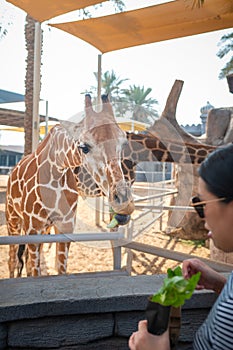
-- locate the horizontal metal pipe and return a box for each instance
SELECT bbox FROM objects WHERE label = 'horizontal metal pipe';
[134,190,178,203]
[135,205,195,211]
[0,232,124,245]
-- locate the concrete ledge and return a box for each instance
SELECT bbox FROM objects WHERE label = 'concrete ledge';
[0,273,218,349]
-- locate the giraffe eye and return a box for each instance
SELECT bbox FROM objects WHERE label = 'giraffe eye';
[78,143,91,154]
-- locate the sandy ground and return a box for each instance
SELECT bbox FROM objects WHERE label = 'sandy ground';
[0,175,209,279]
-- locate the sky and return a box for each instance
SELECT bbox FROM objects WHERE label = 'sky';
[0,0,232,145]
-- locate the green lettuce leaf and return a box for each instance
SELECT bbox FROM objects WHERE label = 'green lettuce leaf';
[151,266,201,307]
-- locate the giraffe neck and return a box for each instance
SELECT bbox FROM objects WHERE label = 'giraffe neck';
[35,125,81,171]
[125,133,216,165]
[73,133,216,199]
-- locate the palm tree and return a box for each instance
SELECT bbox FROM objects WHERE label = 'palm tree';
[121,85,159,124]
[79,0,125,18]
[110,0,125,12]
[85,71,159,123]
[90,70,128,99]
[217,32,233,79]
[84,69,129,115]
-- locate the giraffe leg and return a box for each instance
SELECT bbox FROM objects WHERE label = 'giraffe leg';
[7,214,23,278]
[16,244,26,277]
[51,226,59,271]
[26,229,49,277]
[54,223,73,274]
[27,243,41,276]
[16,245,32,277]
[8,244,18,278]
[56,242,71,274]
[25,247,32,277]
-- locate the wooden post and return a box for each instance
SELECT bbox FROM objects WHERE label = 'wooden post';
[95,54,102,226]
[45,100,49,135]
[32,22,42,151]
[97,54,102,108]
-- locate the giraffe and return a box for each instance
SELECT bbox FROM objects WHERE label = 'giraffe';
[6,94,134,277]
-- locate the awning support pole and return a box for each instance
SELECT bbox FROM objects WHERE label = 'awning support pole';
[32,21,42,151]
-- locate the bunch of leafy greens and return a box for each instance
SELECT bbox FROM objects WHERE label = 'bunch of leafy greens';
[151,266,201,307]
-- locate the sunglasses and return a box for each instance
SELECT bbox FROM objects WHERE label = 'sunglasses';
[191,196,226,218]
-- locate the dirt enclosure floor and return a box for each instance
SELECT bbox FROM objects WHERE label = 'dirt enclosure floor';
[0,175,209,279]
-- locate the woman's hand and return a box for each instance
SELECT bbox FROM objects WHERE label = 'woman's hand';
[182,258,226,294]
[129,320,170,350]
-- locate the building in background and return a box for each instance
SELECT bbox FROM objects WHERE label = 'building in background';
[0,145,23,174]
[181,101,214,137]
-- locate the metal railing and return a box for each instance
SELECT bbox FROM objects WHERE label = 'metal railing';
[0,231,125,271]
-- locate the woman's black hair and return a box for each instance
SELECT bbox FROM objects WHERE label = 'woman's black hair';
[199,144,233,203]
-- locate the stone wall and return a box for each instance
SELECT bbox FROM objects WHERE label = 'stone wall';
[0,272,218,349]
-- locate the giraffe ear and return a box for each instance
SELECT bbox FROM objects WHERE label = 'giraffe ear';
[60,120,84,140]
[85,94,95,117]
[101,94,114,116]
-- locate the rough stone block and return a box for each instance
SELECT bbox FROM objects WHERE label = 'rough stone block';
[115,311,145,337]
[179,308,209,342]
[53,337,129,350]
[0,324,7,350]
[8,314,114,348]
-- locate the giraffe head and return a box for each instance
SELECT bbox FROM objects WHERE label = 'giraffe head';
[61,94,134,215]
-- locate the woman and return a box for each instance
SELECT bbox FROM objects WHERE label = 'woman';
[129,144,233,350]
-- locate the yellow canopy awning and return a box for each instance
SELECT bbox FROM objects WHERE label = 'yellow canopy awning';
[118,119,149,132]
[50,0,233,53]
[0,119,148,134]
[39,120,148,134]
[38,119,149,134]
[6,0,102,22]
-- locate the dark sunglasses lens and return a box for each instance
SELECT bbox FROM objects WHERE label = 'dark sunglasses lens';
[192,197,205,218]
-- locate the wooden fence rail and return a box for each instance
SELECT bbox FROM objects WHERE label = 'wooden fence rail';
[123,240,233,272]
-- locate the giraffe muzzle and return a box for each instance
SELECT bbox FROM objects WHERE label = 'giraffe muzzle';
[109,184,135,215]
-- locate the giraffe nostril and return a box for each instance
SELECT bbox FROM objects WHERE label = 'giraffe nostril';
[114,194,121,203]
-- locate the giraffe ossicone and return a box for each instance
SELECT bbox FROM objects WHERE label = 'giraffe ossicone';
[6,94,134,277]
